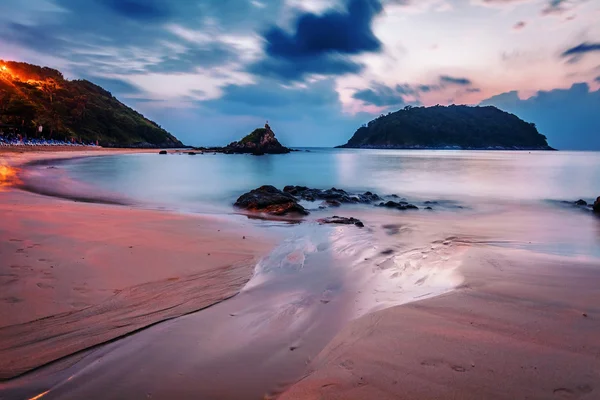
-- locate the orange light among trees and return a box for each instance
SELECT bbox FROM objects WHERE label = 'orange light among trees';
[0,164,21,191]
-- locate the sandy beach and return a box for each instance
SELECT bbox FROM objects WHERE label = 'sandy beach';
[281,246,600,400]
[0,148,274,380]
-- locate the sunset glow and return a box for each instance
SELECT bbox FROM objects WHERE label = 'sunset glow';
[0,0,598,148]
[0,164,21,191]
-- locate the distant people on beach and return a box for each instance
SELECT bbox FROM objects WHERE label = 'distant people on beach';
[0,134,98,147]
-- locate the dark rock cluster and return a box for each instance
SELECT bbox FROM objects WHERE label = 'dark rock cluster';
[234,185,308,216]
[283,186,381,204]
[234,184,430,221]
[378,200,419,210]
[318,216,364,228]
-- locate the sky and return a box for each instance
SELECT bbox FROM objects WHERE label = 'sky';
[0,0,599,149]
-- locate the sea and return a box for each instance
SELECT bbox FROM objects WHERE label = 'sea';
[61,148,600,210]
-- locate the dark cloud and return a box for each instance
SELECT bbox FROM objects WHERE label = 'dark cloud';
[481,83,600,150]
[98,0,170,21]
[352,76,478,107]
[252,0,384,80]
[561,42,600,57]
[249,55,362,80]
[352,81,446,107]
[513,21,526,30]
[561,42,600,64]
[417,84,436,92]
[207,79,341,114]
[352,84,407,107]
[596,76,600,83]
[264,0,382,58]
[439,75,472,86]
[541,0,574,15]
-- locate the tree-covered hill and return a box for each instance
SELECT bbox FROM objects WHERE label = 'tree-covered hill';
[0,60,182,147]
[338,105,553,150]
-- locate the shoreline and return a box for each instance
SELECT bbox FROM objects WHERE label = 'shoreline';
[0,149,276,380]
[336,145,556,151]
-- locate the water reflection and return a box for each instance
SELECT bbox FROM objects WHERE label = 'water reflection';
[62,149,600,210]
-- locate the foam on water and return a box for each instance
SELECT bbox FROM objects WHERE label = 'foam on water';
[243,220,466,320]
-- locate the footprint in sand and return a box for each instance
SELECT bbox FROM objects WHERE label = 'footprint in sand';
[36,282,54,289]
[340,359,355,370]
[421,359,467,372]
[2,296,23,303]
[415,275,428,286]
[553,384,593,398]
[10,265,33,272]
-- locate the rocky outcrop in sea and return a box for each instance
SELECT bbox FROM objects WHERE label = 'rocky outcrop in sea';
[225,123,291,155]
[234,185,308,216]
[234,185,428,216]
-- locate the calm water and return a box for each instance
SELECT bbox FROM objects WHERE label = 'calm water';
[61,149,600,211]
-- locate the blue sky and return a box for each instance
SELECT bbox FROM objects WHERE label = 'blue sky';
[1,0,599,149]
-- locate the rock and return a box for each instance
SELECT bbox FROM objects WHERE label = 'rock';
[425,206,433,210]
[281,186,382,205]
[360,191,381,202]
[159,150,167,155]
[378,200,418,210]
[283,186,355,203]
[226,123,291,154]
[234,185,309,216]
[380,200,403,208]
[594,197,600,214]
[188,152,196,155]
[575,199,587,206]
[324,199,341,207]
[318,216,364,228]
[283,185,309,195]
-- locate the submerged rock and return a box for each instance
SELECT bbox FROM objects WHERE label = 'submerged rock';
[283,186,380,204]
[159,150,167,155]
[234,185,308,216]
[378,200,419,210]
[594,197,600,214]
[318,216,364,228]
[324,199,342,207]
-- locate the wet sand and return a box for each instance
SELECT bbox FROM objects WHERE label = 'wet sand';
[281,246,600,400]
[0,150,274,380]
